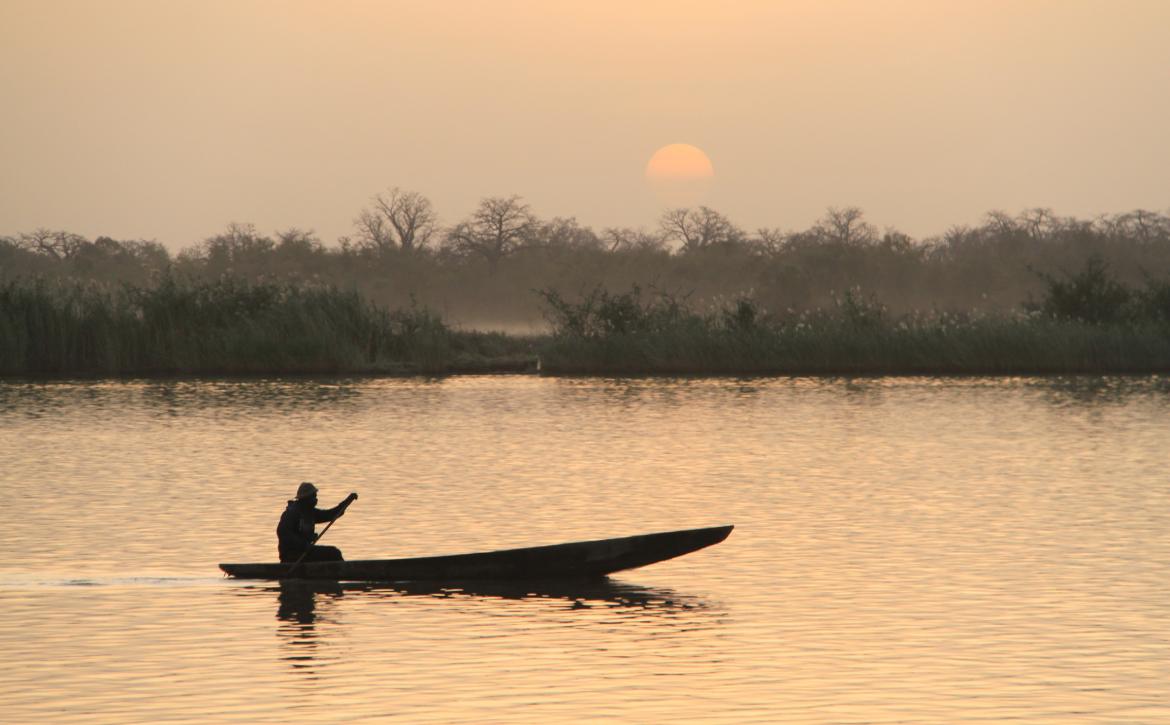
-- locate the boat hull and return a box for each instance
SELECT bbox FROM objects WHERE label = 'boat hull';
[219,525,733,581]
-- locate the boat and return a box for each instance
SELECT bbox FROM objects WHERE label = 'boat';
[219,524,733,581]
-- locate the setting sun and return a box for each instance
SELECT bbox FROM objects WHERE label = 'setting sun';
[645,143,714,207]
[645,143,714,180]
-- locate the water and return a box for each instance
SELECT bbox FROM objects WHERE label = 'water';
[1,375,1168,723]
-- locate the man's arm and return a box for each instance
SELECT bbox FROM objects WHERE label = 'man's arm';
[313,492,359,523]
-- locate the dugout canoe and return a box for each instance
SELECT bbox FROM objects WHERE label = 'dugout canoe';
[219,524,733,581]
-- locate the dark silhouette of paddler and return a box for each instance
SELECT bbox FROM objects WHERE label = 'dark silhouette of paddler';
[277,482,358,563]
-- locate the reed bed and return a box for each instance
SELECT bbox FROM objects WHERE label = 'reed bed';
[4,263,1170,377]
[536,286,1170,375]
[0,277,533,376]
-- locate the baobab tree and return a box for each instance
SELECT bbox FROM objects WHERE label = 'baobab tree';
[815,207,878,246]
[354,187,437,253]
[1017,208,1058,240]
[15,229,87,259]
[658,206,744,252]
[983,210,1021,239]
[444,195,537,269]
[1108,209,1170,243]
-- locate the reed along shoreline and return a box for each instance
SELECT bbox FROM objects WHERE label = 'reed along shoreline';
[3,274,1170,378]
[0,277,536,377]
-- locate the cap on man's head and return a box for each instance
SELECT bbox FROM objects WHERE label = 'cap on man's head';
[296,482,318,499]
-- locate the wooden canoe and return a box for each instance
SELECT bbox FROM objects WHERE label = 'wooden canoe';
[219,524,733,581]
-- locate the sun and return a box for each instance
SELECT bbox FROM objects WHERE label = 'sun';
[645,143,714,207]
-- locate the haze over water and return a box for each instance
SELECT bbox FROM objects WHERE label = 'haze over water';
[1,375,1168,722]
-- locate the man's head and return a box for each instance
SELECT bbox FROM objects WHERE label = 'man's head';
[295,481,318,505]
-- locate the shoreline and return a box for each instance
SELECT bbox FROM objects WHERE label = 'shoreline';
[5,361,1170,381]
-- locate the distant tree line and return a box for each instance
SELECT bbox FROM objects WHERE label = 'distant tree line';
[4,189,1170,329]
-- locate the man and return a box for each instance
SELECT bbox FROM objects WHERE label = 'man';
[277,482,358,563]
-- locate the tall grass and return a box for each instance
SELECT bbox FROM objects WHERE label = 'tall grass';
[537,281,1170,375]
[6,261,1170,377]
[0,276,533,375]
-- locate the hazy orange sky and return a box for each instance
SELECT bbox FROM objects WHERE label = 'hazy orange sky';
[2,1,1167,248]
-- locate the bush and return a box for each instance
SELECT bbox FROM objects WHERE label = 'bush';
[1136,278,1170,323]
[1034,256,1132,324]
[538,286,691,339]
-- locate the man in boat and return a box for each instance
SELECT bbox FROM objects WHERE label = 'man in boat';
[277,482,358,563]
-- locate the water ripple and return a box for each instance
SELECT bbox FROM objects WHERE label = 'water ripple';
[1,375,1168,722]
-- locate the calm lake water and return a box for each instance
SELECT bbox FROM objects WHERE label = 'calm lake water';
[1,375,1168,723]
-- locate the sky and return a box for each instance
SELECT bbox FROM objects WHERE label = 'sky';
[2,0,1168,249]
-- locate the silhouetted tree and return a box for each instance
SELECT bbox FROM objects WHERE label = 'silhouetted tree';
[353,211,392,252]
[1105,209,1170,244]
[275,228,323,254]
[185,223,275,276]
[69,236,170,283]
[1018,208,1057,240]
[444,195,537,270]
[878,229,915,253]
[659,206,744,252]
[815,207,877,246]
[7,200,1170,329]
[984,210,1021,239]
[753,227,788,252]
[354,187,437,253]
[16,229,87,260]
[269,228,327,278]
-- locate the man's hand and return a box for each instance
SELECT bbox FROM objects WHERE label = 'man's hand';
[336,492,358,517]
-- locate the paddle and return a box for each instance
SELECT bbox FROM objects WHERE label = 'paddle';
[285,493,358,578]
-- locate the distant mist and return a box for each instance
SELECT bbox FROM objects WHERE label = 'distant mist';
[4,194,1170,331]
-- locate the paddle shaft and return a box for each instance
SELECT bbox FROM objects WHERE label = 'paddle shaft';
[286,494,356,577]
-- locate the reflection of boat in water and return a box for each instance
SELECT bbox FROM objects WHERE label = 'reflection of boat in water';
[266,575,715,624]
[221,525,733,582]
[263,576,719,673]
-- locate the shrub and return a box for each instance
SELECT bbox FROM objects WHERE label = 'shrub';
[1136,278,1170,323]
[538,286,690,339]
[1034,256,1132,324]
